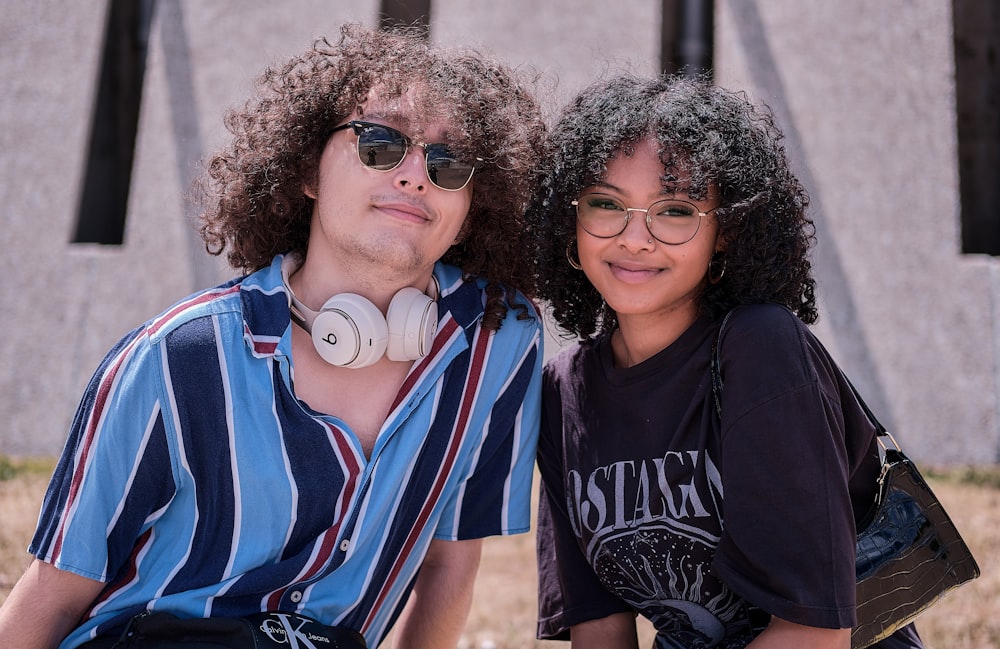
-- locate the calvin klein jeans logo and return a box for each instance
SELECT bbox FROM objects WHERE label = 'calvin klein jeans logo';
[258,613,331,647]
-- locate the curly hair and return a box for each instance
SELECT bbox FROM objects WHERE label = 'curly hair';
[529,73,816,340]
[196,24,546,330]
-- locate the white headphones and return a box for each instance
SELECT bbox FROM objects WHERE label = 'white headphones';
[280,255,439,368]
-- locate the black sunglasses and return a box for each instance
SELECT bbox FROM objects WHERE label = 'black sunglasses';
[330,120,482,191]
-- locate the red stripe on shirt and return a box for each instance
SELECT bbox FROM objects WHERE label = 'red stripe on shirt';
[388,317,461,414]
[148,286,241,338]
[85,528,154,616]
[51,334,144,561]
[265,420,363,610]
[52,288,239,561]
[361,327,491,630]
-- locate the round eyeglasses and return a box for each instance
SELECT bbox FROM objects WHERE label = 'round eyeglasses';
[330,120,483,191]
[572,193,719,245]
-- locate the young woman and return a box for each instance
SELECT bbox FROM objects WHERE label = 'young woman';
[531,74,922,649]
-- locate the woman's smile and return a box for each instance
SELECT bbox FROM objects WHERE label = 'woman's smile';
[606,260,664,283]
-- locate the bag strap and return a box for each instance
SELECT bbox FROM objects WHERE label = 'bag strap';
[710,309,900,452]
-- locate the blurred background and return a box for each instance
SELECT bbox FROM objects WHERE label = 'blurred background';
[1,0,998,466]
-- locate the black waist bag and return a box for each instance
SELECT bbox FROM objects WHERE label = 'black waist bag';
[80,611,367,649]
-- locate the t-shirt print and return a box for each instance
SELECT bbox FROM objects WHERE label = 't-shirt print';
[565,449,754,647]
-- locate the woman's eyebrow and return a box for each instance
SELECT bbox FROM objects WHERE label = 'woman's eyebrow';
[589,179,622,192]
[588,180,676,198]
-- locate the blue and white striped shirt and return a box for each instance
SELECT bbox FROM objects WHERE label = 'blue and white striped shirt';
[31,255,542,649]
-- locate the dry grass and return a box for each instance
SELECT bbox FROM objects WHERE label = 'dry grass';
[0,460,51,597]
[2,458,996,649]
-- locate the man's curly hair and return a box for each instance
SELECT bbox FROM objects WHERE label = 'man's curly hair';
[530,73,816,340]
[197,24,546,330]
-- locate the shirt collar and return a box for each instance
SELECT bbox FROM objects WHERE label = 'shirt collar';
[239,254,485,359]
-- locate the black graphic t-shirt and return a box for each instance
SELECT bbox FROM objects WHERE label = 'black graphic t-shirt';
[536,305,917,648]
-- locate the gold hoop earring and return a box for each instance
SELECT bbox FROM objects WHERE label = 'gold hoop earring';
[566,242,583,271]
[708,253,726,284]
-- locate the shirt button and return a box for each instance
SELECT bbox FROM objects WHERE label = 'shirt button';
[289,591,302,603]
[340,539,350,552]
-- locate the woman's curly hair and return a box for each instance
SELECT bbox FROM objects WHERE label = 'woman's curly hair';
[529,73,816,339]
[197,24,546,330]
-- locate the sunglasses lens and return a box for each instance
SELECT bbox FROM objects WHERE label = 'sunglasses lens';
[425,144,476,190]
[356,124,407,170]
[351,122,477,191]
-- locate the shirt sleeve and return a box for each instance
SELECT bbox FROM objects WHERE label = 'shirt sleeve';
[29,324,176,582]
[436,312,543,540]
[535,361,633,640]
[710,306,859,629]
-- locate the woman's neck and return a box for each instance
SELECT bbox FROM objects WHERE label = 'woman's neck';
[612,306,699,368]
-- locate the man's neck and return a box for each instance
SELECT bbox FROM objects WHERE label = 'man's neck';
[291,250,436,313]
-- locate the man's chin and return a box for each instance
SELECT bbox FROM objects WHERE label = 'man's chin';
[348,236,427,275]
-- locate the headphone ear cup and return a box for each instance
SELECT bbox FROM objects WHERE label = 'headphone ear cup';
[385,287,438,362]
[311,294,388,368]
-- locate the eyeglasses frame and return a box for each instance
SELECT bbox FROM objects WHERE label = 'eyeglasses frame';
[572,193,720,245]
[329,119,483,192]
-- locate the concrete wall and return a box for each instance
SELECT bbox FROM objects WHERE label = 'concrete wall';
[1,0,996,464]
[715,0,998,463]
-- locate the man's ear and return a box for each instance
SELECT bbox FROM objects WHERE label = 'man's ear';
[302,167,321,200]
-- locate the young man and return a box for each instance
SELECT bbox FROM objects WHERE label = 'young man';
[0,24,545,649]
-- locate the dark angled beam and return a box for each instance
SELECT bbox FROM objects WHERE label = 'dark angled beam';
[379,0,431,35]
[954,0,1000,255]
[73,0,155,245]
[662,0,713,77]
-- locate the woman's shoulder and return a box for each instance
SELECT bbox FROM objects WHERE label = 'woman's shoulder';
[722,303,806,334]
[719,303,812,351]
[716,304,817,377]
[715,304,850,413]
[543,336,603,382]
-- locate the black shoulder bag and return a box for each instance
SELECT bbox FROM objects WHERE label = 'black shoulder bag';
[710,313,980,649]
[78,610,367,649]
